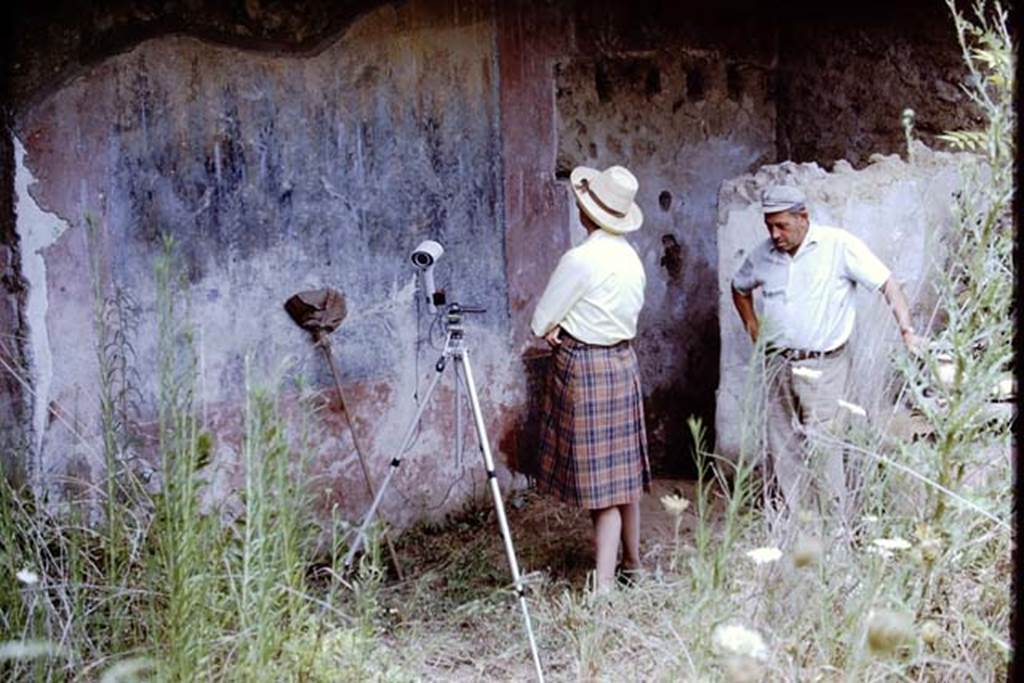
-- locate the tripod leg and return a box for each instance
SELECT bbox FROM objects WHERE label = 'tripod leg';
[458,353,545,682]
[454,361,464,468]
[343,355,449,570]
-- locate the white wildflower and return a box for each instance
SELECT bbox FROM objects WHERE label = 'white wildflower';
[660,494,690,516]
[712,623,768,661]
[862,514,879,523]
[16,568,39,585]
[98,657,158,683]
[0,640,60,660]
[872,537,912,551]
[744,547,782,565]
[919,538,942,563]
[936,360,956,387]
[868,546,894,559]
[791,365,822,380]
[837,399,867,416]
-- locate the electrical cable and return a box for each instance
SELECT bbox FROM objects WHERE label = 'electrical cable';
[393,275,454,507]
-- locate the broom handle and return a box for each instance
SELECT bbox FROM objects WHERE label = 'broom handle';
[320,340,404,580]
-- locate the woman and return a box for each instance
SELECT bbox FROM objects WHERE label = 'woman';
[530,164,650,593]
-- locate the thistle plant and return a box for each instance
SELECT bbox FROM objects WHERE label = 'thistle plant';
[229,358,318,678]
[897,0,1014,530]
[87,214,148,652]
[148,234,221,679]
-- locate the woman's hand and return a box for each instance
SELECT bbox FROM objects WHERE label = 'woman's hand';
[544,326,562,348]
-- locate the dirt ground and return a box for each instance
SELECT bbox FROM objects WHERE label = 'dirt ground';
[513,478,700,584]
[389,477,703,596]
[367,477,707,680]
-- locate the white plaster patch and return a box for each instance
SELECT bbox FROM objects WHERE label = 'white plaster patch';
[14,138,71,459]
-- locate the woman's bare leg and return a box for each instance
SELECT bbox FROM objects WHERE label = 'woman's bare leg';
[618,500,641,571]
[589,507,622,592]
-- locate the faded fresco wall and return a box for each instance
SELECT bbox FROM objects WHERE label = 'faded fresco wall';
[715,144,967,460]
[13,1,517,526]
[1,0,973,523]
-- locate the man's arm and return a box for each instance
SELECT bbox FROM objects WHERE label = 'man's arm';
[731,285,759,343]
[881,277,924,353]
[840,232,924,353]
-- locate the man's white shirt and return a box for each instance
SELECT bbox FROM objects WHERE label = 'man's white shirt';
[531,229,646,346]
[732,223,890,351]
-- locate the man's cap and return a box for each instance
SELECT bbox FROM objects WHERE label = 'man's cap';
[761,185,807,214]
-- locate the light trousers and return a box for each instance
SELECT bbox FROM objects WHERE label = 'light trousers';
[764,347,850,514]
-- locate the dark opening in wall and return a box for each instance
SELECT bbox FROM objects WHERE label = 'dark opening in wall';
[595,60,613,103]
[726,63,742,101]
[658,190,672,211]
[685,63,705,102]
[659,234,682,279]
[644,64,661,98]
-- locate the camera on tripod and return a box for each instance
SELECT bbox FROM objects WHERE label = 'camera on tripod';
[411,240,446,312]
[343,238,544,679]
[410,241,489,327]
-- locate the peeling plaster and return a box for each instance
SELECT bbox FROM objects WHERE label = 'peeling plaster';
[14,137,71,462]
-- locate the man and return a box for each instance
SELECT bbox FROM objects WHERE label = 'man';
[531,164,650,593]
[731,185,922,513]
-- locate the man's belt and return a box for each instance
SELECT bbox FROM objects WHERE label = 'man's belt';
[768,342,846,361]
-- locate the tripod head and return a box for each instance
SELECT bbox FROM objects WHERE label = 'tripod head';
[445,302,486,318]
[444,302,486,339]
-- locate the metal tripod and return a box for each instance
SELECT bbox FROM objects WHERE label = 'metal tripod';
[343,304,545,682]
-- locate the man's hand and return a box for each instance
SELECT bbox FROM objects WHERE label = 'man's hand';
[544,326,562,349]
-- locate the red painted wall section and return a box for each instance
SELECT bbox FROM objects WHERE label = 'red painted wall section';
[498,1,574,354]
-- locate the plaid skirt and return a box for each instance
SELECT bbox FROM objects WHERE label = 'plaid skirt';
[536,335,651,509]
